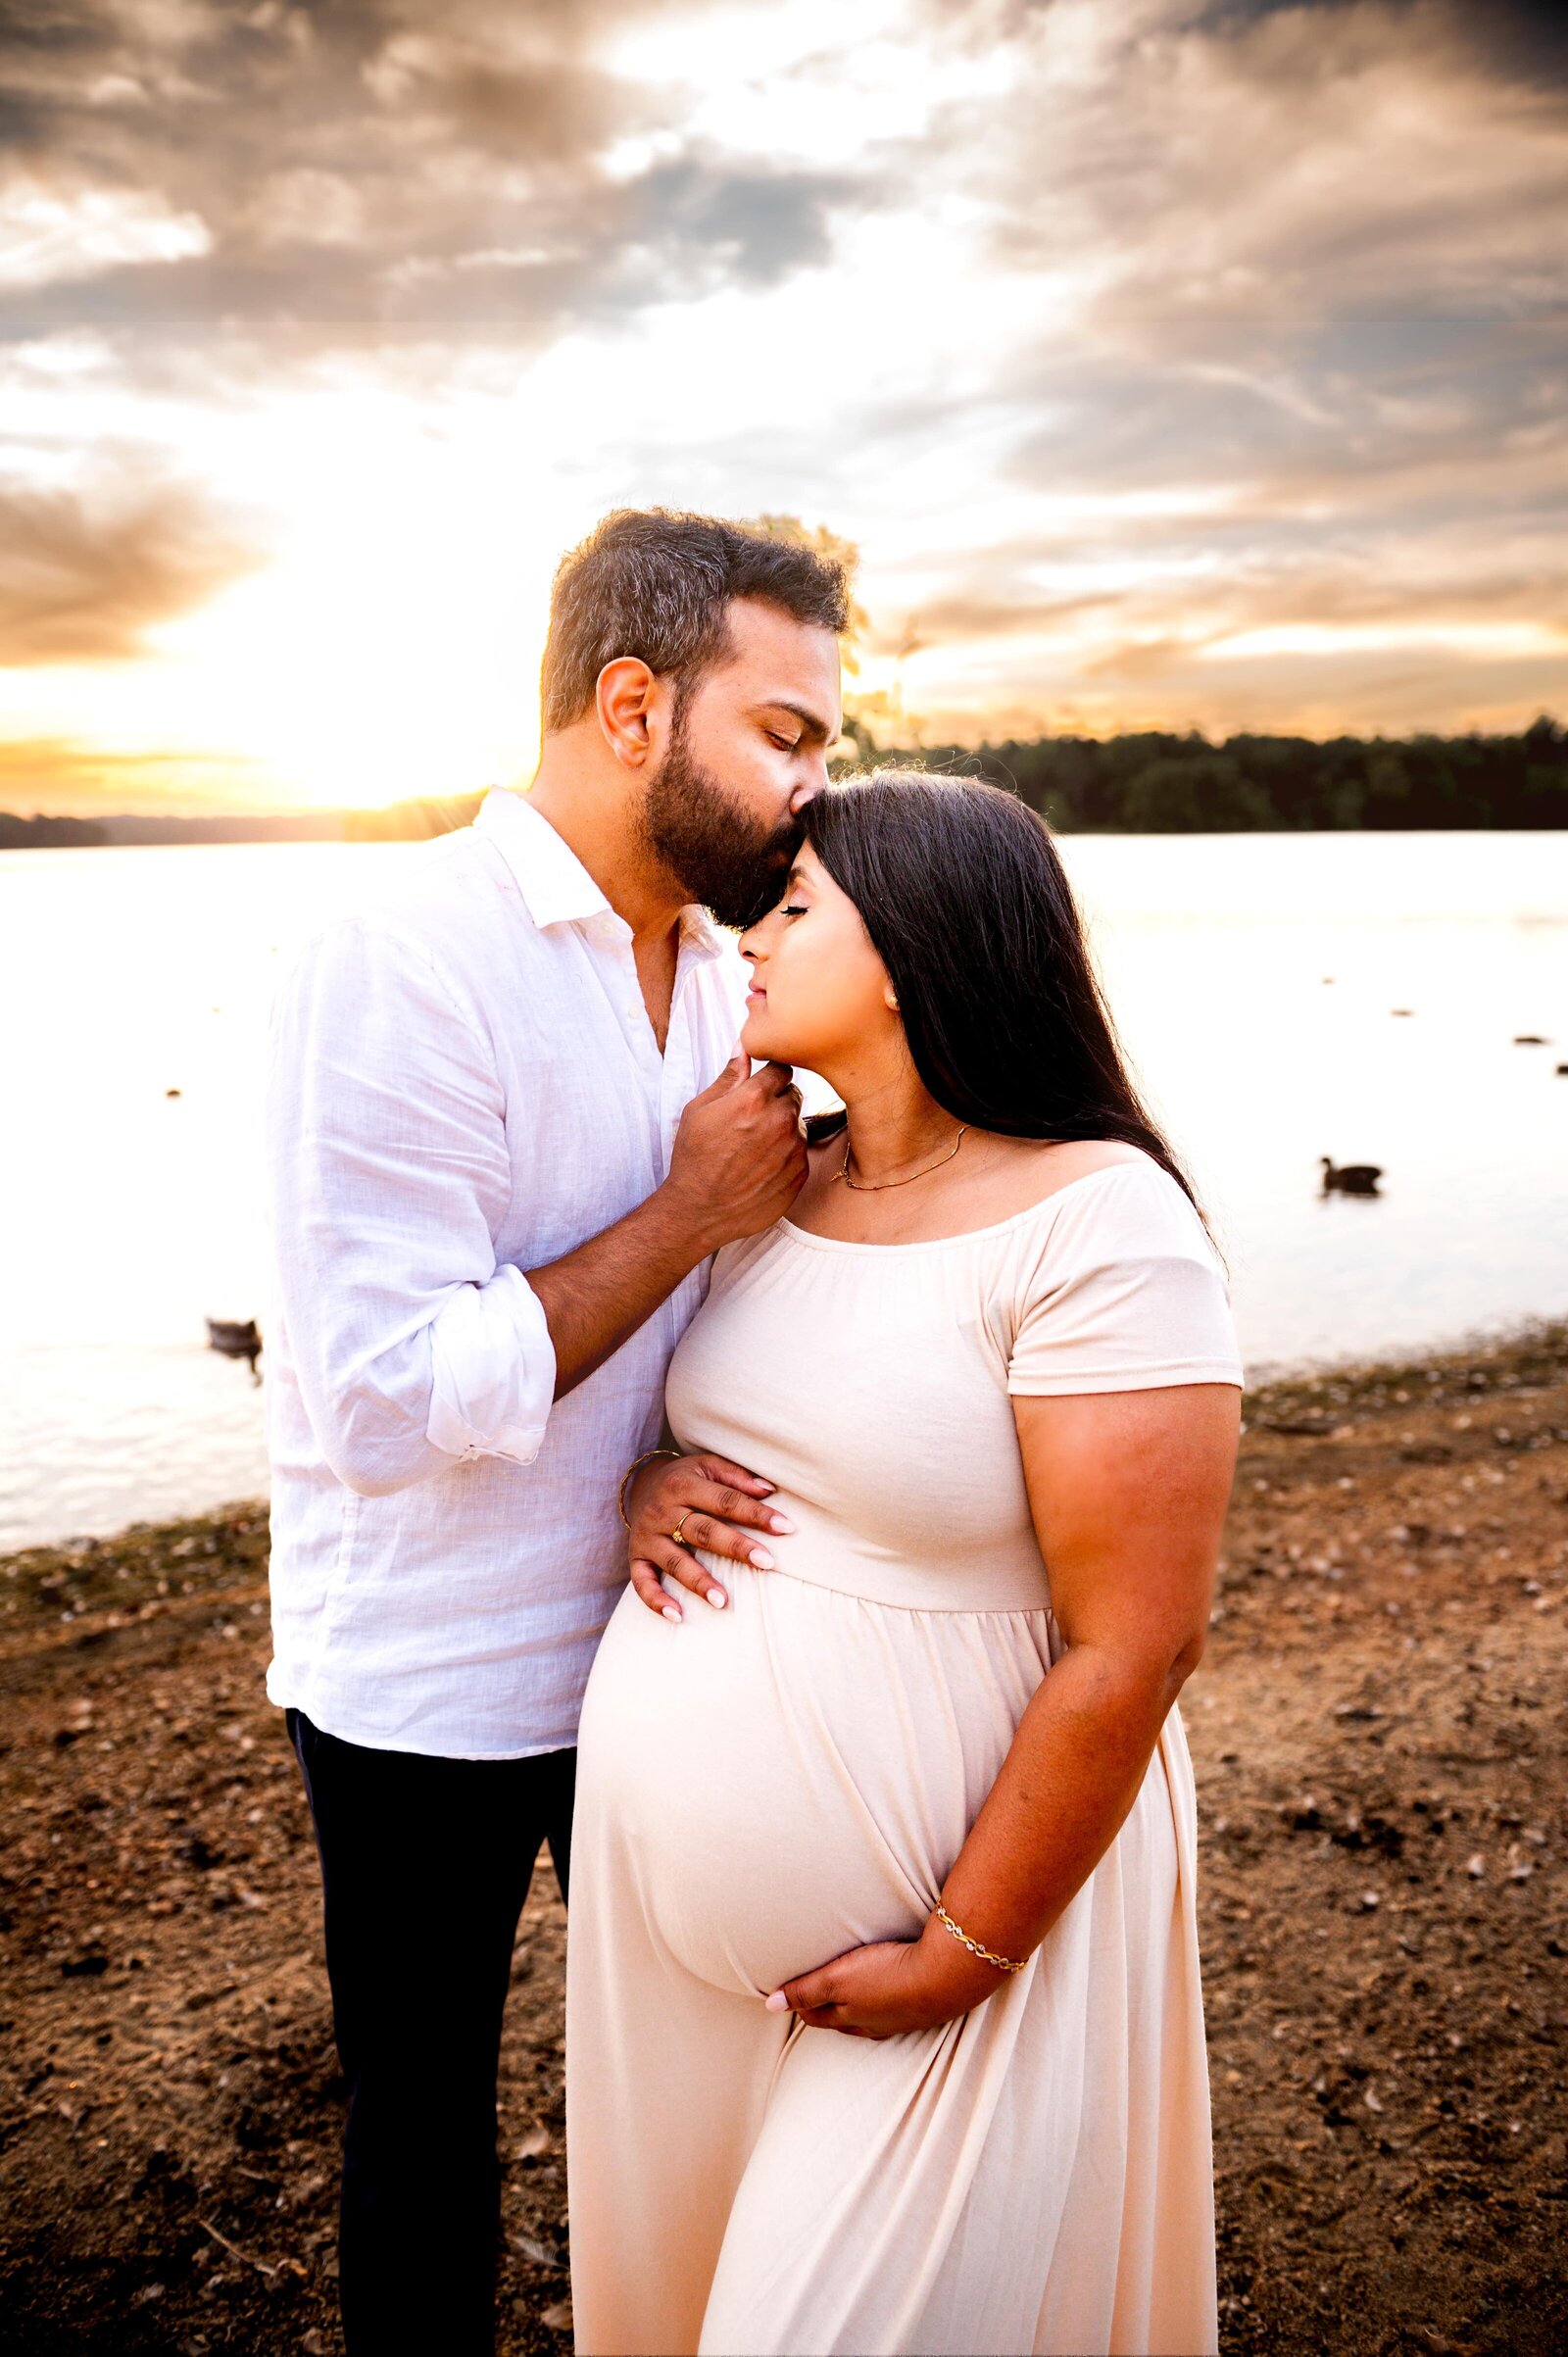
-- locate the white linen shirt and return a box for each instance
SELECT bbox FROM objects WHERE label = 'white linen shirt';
[264,788,749,1758]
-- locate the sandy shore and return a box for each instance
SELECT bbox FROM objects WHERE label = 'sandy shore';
[2,1324,1565,2356]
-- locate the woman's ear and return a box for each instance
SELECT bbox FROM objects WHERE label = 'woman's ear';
[884,986,900,1012]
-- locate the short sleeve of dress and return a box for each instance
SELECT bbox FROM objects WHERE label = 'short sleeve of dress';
[1005,1160,1245,1398]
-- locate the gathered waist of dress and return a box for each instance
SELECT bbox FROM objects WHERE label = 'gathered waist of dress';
[713,1491,1055,1616]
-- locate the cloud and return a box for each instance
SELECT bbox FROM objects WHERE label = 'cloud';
[1196,2,1568,88]
[872,589,1127,648]
[0,476,259,662]
[0,731,275,814]
[963,2,1568,327]
[0,0,1564,785]
[0,1,870,343]
[801,0,1566,735]
[0,180,210,288]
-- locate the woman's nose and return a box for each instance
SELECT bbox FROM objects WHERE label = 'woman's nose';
[740,908,781,962]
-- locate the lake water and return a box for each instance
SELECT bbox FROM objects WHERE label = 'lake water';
[2,830,1564,1550]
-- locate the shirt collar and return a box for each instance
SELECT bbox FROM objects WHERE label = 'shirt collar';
[475,786,730,963]
[474,788,612,931]
[676,902,728,963]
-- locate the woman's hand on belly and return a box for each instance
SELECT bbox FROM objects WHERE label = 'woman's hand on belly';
[624,1449,796,1618]
[764,1921,1005,2039]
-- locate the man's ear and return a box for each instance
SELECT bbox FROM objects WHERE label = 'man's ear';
[596,657,660,769]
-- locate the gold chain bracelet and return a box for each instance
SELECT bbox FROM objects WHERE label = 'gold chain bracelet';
[934,1903,1028,1976]
[617,1447,681,1530]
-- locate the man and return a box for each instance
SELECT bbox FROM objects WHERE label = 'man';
[265,509,847,2352]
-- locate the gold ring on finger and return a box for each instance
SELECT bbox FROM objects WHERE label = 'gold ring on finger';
[670,1510,694,1547]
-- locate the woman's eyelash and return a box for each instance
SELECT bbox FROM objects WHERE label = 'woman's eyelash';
[781,903,808,917]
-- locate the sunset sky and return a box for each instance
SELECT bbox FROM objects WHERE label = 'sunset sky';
[2,0,1565,814]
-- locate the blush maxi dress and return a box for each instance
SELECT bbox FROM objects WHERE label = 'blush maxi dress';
[565,1156,1246,2357]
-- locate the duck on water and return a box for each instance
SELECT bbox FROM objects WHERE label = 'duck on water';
[206,1318,262,1381]
[1321,1156,1383,1197]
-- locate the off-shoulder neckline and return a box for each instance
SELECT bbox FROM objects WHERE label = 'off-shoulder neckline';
[775,1154,1166,1256]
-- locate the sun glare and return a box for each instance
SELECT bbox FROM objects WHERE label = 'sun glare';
[56,379,620,813]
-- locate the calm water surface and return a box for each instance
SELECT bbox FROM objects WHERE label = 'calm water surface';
[2,831,1564,1549]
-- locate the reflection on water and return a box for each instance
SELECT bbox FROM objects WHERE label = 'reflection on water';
[2,831,1565,1548]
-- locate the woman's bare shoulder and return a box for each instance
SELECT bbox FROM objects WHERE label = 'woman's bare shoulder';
[998,1136,1151,1178]
[977,1135,1155,1214]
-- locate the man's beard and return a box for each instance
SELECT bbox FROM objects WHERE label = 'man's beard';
[642,714,802,932]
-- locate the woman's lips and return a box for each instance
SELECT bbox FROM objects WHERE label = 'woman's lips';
[746,985,766,1004]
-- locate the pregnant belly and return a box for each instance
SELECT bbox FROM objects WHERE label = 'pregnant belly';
[574,1559,1052,1998]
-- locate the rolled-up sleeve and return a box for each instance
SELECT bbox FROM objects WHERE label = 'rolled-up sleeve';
[267,915,557,1498]
[426,1264,555,1465]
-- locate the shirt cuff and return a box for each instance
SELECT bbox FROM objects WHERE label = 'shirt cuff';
[426,1265,557,1465]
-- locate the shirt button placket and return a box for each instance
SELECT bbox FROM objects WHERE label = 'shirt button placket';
[661,1001,698,1179]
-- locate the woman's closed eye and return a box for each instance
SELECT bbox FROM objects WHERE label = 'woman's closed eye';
[780,903,808,918]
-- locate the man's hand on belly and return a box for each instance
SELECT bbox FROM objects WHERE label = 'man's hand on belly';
[625,1450,795,1620]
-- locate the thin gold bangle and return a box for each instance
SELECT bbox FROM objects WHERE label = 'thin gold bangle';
[617,1447,681,1530]
[933,1903,1028,1976]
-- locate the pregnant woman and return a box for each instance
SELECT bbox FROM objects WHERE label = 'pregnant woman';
[566,771,1244,2357]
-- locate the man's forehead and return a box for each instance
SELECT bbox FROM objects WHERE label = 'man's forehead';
[702,597,842,733]
[724,596,839,668]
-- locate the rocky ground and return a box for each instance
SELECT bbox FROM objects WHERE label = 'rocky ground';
[1,1324,1564,2356]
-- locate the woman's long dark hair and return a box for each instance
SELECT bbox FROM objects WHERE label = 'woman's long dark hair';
[801,768,1209,1233]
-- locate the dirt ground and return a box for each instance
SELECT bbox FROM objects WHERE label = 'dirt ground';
[2,1324,1564,2357]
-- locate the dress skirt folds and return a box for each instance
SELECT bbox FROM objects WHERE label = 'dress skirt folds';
[566,1159,1245,2356]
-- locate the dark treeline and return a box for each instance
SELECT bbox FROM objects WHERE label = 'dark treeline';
[0,811,107,848]
[864,712,1568,832]
[0,801,481,847]
[7,719,1567,846]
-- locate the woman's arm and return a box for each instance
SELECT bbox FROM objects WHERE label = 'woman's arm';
[769,1381,1240,2035]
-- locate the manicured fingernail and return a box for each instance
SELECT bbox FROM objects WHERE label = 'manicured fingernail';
[750,1548,775,1571]
[768,1514,795,1535]
[764,1990,788,2012]
[706,1587,727,1608]
[662,1605,681,1623]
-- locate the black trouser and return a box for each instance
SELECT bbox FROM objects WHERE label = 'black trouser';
[287,1709,575,2357]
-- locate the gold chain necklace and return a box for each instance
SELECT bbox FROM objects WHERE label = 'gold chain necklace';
[832,1123,969,1191]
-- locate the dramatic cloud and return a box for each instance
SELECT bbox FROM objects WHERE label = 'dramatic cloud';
[0,1,865,339]
[0,475,258,663]
[0,0,1563,806]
